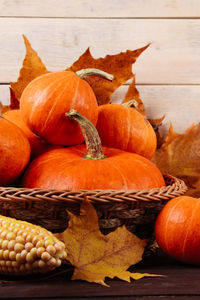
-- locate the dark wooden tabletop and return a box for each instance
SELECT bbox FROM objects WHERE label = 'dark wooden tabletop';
[0,250,199,300]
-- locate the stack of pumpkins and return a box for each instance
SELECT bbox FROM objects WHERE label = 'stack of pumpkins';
[0,68,165,190]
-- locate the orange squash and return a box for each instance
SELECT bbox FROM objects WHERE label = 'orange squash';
[0,116,31,186]
[23,110,165,190]
[96,102,157,159]
[20,69,112,146]
[3,109,52,159]
[155,196,200,265]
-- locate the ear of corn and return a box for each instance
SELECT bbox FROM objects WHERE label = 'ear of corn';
[0,215,67,275]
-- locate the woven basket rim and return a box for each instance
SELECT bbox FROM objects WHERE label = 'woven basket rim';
[0,174,187,205]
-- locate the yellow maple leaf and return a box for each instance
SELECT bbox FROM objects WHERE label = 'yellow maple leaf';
[56,197,161,286]
[10,35,48,102]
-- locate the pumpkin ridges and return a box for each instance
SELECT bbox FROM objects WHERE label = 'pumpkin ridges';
[181,200,199,260]
[23,144,165,190]
[96,103,157,159]
[20,71,99,146]
[22,110,165,191]
[155,196,200,265]
[3,109,52,159]
[0,117,31,186]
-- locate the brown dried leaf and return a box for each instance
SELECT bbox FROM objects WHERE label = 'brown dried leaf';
[122,75,146,115]
[56,197,161,286]
[10,35,48,102]
[67,45,150,105]
[0,101,10,114]
[153,123,200,197]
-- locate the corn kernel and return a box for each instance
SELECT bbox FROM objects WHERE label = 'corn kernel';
[16,253,22,262]
[14,243,24,253]
[1,230,7,238]
[26,252,34,263]
[36,240,44,248]
[16,236,25,244]
[30,247,37,258]
[41,251,51,262]
[2,240,8,250]
[3,250,9,260]
[32,235,41,245]
[9,251,16,261]
[46,245,56,256]
[5,261,12,267]
[8,240,15,250]
[37,247,45,257]
[38,259,46,269]
[25,242,33,252]
[26,234,34,242]
[6,232,16,241]
[45,239,53,247]
[12,261,19,268]
[20,249,28,261]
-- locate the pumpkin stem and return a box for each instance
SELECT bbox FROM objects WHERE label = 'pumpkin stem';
[65,109,106,160]
[76,68,113,81]
[122,100,138,108]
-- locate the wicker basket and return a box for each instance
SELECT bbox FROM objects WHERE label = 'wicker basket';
[0,175,187,246]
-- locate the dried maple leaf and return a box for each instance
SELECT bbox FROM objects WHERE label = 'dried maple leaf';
[153,123,200,197]
[0,101,10,114]
[67,44,150,105]
[56,197,161,286]
[10,88,19,110]
[121,75,146,115]
[10,35,48,102]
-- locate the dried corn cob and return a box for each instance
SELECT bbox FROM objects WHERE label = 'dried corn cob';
[0,215,67,275]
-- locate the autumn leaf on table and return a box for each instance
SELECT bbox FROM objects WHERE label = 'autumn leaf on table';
[10,35,48,103]
[67,44,150,105]
[56,197,161,287]
[153,123,200,197]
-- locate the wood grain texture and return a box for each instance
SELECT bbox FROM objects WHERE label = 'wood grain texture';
[0,18,200,84]
[0,251,200,299]
[0,0,199,18]
[1,84,199,136]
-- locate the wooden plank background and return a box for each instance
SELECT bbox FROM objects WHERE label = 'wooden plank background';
[0,0,200,136]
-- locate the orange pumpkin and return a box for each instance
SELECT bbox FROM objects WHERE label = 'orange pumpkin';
[0,116,31,186]
[155,196,200,265]
[3,109,52,159]
[23,110,165,190]
[96,102,157,159]
[20,69,112,146]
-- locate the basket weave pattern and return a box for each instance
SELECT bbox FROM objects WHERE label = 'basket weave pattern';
[0,175,187,241]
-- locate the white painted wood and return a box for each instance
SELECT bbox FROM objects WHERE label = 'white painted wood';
[1,84,200,136]
[0,18,200,84]
[0,0,199,18]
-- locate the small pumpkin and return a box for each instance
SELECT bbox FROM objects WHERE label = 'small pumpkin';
[20,68,113,146]
[0,116,31,186]
[3,109,52,159]
[23,110,165,190]
[155,196,200,265]
[96,101,157,159]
